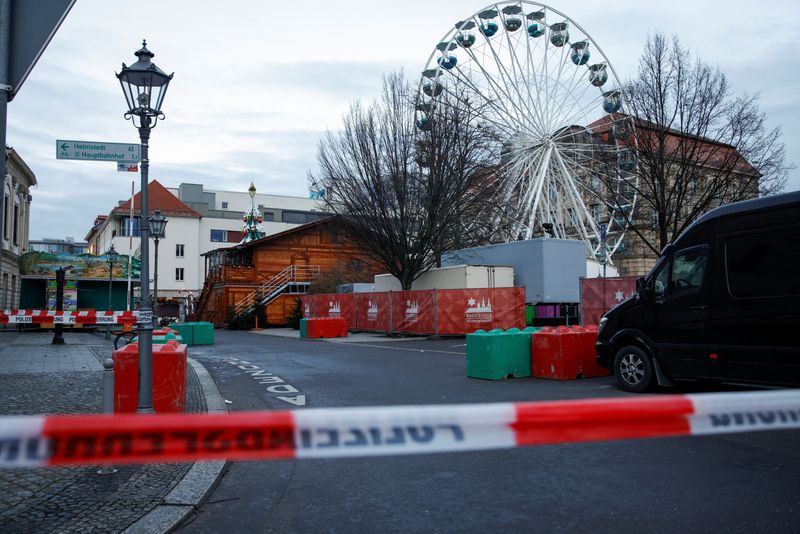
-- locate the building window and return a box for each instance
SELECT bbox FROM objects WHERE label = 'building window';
[264,211,274,222]
[12,204,19,245]
[2,194,8,240]
[176,268,184,281]
[221,202,228,209]
[567,208,578,228]
[210,229,242,243]
[590,204,601,222]
[120,216,142,237]
[176,244,185,257]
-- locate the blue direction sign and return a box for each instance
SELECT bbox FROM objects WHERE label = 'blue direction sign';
[57,140,140,163]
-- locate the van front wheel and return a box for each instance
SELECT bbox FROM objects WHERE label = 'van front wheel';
[613,346,654,393]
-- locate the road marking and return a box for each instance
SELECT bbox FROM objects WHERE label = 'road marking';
[346,343,465,355]
[223,357,307,407]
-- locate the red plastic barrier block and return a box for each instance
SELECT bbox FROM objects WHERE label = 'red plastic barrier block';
[577,329,608,378]
[532,331,582,380]
[305,317,348,339]
[112,343,140,413]
[112,341,187,413]
[532,329,608,380]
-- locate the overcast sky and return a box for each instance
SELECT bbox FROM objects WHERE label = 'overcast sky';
[7,0,799,241]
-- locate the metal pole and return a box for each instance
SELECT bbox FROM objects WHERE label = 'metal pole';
[136,120,154,414]
[0,0,10,312]
[106,258,112,339]
[433,288,438,337]
[96,355,119,475]
[153,237,159,328]
[102,357,115,413]
[126,178,134,311]
[52,268,65,344]
[388,290,393,336]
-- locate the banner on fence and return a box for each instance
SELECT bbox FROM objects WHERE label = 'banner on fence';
[391,290,435,334]
[353,293,390,332]
[580,277,638,325]
[304,288,525,335]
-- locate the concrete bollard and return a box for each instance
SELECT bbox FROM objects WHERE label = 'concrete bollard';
[98,356,118,475]
[102,356,115,413]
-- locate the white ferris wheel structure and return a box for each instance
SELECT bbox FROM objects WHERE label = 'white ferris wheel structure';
[418,1,638,262]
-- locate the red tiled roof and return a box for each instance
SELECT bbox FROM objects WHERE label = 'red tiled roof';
[587,114,757,175]
[113,180,201,218]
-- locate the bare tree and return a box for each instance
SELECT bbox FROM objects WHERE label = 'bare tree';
[310,71,507,290]
[599,34,789,258]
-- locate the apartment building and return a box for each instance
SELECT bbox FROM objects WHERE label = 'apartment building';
[85,181,324,299]
[1,147,36,309]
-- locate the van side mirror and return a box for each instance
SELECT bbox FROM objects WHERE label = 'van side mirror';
[635,277,648,302]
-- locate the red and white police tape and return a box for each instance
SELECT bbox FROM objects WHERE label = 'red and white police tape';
[0,310,139,325]
[0,389,797,468]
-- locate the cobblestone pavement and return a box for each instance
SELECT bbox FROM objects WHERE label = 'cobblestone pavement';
[0,332,207,533]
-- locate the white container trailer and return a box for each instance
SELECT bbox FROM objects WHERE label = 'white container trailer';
[441,238,586,303]
[373,265,514,292]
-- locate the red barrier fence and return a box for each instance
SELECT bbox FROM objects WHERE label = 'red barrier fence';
[580,277,637,325]
[0,310,139,325]
[301,287,525,335]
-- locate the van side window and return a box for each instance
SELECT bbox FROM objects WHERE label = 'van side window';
[725,226,800,298]
[650,260,671,301]
[670,245,708,296]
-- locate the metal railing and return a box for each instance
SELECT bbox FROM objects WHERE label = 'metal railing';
[232,265,320,318]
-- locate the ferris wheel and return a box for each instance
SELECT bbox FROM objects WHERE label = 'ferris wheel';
[417,1,637,260]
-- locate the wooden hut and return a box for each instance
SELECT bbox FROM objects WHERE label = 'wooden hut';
[196,217,379,327]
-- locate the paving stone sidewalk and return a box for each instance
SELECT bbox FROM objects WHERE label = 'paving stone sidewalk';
[0,331,209,533]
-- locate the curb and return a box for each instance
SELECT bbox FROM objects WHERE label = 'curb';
[122,357,228,534]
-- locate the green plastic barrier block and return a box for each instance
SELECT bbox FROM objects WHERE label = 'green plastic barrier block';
[192,322,215,345]
[170,323,194,345]
[526,305,536,325]
[152,334,184,344]
[131,333,184,344]
[300,318,308,338]
[466,327,532,380]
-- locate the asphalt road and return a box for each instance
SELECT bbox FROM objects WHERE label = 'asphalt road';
[178,330,800,533]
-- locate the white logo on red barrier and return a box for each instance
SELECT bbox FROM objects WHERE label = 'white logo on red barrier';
[465,297,493,323]
[614,290,626,302]
[367,301,378,322]
[328,301,341,318]
[405,300,419,323]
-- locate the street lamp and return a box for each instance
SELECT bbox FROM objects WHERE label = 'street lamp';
[148,209,167,327]
[117,40,173,414]
[105,244,120,340]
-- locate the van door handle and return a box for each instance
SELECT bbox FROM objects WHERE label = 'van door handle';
[689,305,707,312]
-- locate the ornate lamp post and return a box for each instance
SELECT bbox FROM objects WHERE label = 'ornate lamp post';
[148,209,167,327]
[105,244,120,340]
[117,40,173,413]
[240,182,264,243]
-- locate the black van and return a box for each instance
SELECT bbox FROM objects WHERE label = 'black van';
[596,190,800,392]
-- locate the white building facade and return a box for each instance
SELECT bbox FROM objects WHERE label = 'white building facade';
[85,181,324,300]
[2,147,36,309]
